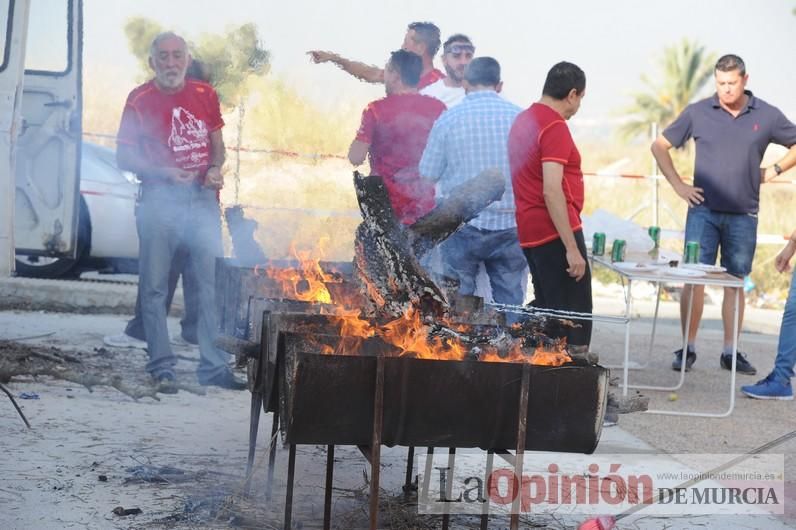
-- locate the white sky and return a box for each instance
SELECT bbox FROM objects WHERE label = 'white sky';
[81,0,796,125]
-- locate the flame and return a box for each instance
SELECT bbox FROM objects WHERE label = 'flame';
[257,237,341,304]
[259,238,573,366]
[379,308,468,360]
[480,341,572,366]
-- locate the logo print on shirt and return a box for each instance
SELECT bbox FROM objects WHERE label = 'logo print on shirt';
[168,107,208,152]
[753,123,760,132]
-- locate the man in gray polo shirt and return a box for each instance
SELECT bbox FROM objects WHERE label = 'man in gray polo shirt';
[651,54,796,375]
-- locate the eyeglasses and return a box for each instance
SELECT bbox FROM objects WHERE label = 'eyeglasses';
[444,44,475,56]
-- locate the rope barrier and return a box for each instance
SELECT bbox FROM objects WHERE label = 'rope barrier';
[80,130,795,241]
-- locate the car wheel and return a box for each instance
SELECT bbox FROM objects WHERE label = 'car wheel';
[15,198,91,279]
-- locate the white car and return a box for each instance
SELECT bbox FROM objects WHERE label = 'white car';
[15,142,140,278]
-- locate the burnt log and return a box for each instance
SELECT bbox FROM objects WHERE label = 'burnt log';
[352,171,446,318]
[352,169,508,318]
[408,168,505,258]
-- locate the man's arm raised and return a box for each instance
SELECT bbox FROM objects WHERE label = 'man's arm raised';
[307,50,384,84]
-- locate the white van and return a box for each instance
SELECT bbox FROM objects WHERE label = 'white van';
[0,0,85,278]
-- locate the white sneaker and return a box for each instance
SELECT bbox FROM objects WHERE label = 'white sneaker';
[103,333,147,349]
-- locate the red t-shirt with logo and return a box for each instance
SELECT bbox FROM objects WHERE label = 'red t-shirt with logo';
[356,93,446,224]
[418,68,446,90]
[508,102,584,248]
[117,79,224,185]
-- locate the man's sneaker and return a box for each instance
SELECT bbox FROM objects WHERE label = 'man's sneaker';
[202,370,247,391]
[170,334,194,348]
[103,333,146,349]
[741,376,793,400]
[152,371,179,394]
[720,351,757,375]
[671,348,696,371]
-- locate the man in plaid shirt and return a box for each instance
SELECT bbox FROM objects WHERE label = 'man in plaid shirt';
[419,57,528,308]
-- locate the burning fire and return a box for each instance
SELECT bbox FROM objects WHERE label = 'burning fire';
[324,308,571,366]
[255,237,341,304]
[259,239,573,367]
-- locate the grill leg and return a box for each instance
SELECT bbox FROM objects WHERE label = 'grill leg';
[441,447,456,530]
[284,443,296,530]
[323,445,334,530]
[245,391,263,495]
[403,446,415,496]
[510,365,531,530]
[265,407,280,502]
[480,450,494,530]
[369,356,385,530]
[420,447,435,504]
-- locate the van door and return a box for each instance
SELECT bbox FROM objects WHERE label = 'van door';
[13,0,82,258]
[0,0,31,276]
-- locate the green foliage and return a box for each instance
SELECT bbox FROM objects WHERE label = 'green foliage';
[193,23,270,107]
[123,17,163,82]
[619,39,716,140]
[122,18,269,108]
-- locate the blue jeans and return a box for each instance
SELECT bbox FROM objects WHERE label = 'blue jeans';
[440,225,528,306]
[683,205,757,277]
[772,270,796,384]
[137,183,229,383]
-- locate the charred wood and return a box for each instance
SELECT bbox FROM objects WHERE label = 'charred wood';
[352,172,447,318]
[408,168,505,258]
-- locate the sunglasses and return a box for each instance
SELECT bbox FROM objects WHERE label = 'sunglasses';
[444,44,475,56]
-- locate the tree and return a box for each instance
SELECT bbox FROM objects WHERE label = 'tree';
[123,19,270,202]
[619,39,716,140]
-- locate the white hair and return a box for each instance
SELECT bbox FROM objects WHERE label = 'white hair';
[149,31,189,59]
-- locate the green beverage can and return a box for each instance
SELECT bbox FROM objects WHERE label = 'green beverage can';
[648,226,661,248]
[685,241,700,264]
[592,232,606,256]
[611,239,626,262]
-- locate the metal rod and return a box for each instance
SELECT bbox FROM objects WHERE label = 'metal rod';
[284,443,296,530]
[403,446,415,496]
[265,407,279,502]
[245,391,263,495]
[629,280,694,392]
[622,279,633,397]
[487,302,628,324]
[420,447,435,505]
[369,356,385,530]
[480,450,494,530]
[646,286,741,417]
[510,364,531,530]
[441,447,456,530]
[323,445,335,530]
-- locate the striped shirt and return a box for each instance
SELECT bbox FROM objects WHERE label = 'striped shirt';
[419,91,522,231]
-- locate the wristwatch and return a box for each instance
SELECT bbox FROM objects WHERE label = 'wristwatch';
[773,163,783,176]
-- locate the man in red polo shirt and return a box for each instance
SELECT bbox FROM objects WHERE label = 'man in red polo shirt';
[348,50,446,225]
[308,21,445,90]
[508,62,591,352]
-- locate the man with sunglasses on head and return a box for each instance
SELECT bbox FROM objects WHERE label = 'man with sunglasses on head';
[420,34,475,108]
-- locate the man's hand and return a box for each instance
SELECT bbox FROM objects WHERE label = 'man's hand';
[565,246,587,281]
[761,165,780,183]
[774,240,796,273]
[204,165,223,190]
[307,50,335,64]
[164,167,197,185]
[674,181,704,207]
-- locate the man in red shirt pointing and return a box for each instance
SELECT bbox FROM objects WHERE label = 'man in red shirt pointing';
[348,50,446,225]
[116,32,244,391]
[308,22,445,90]
[508,62,592,353]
